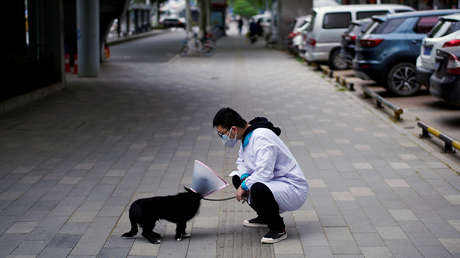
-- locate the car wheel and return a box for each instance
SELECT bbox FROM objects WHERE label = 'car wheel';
[329,48,348,70]
[387,63,420,96]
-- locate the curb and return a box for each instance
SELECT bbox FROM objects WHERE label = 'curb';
[343,89,460,173]
[305,59,460,172]
[0,83,65,115]
[362,87,404,121]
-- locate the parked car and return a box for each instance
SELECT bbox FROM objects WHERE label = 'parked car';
[339,18,372,67]
[288,16,311,54]
[161,16,186,28]
[353,9,460,96]
[302,4,414,70]
[430,48,460,105]
[416,13,460,88]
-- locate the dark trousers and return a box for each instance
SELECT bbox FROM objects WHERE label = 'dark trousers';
[232,176,285,231]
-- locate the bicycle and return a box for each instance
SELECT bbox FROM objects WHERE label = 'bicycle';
[180,32,215,57]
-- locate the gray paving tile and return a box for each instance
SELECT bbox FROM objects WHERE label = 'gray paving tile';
[10,240,46,256]
[38,247,72,258]
[1,27,459,258]
[46,233,81,249]
[70,217,117,256]
[415,244,452,258]
[98,247,131,258]
[384,239,423,258]
[0,234,27,257]
[324,227,360,254]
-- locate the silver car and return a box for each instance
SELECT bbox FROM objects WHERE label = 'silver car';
[302,4,414,70]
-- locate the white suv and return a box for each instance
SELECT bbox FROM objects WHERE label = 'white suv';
[302,4,414,70]
[416,13,460,88]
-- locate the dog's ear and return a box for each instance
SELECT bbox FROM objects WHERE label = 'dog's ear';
[184,186,203,199]
[184,186,194,193]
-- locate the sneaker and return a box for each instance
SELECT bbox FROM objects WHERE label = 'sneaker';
[243,217,268,228]
[261,229,287,244]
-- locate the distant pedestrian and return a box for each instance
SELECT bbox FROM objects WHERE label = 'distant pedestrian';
[256,19,263,37]
[248,19,258,44]
[237,18,244,36]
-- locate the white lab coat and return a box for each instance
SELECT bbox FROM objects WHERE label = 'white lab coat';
[232,128,309,213]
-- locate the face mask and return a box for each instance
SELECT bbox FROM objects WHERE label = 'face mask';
[221,128,238,148]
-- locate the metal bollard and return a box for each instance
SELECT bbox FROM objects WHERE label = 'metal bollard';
[362,87,403,120]
[417,121,459,153]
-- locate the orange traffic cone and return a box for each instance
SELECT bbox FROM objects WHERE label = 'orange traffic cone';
[73,54,78,74]
[65,54,70,73]
[104,44,110,59]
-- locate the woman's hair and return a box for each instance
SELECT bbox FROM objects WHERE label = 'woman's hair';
[213,107,247,129]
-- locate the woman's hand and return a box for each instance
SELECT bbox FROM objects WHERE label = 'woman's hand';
[236,186,247,202]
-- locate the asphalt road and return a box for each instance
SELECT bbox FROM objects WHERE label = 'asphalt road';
[109,29,186,63]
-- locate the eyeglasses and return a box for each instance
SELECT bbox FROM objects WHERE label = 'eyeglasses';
[216,128,230,138]
[216,130,226,138]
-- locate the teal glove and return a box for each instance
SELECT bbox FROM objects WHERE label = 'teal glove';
[240,173,250,181]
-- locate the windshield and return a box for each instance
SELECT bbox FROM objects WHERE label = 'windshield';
[345,24,357,34]
[429,20,460,38]
[306,12,316,31]
[371,18,405,34]
[364,20,380,35]
[298,22,310,32]
[296,20,309,29]
[353,20,371,34]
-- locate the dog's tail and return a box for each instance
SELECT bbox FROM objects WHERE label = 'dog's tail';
[123,203,139,237]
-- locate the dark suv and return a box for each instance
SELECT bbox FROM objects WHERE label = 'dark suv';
[353,9,460,96]
[339,18,372,67]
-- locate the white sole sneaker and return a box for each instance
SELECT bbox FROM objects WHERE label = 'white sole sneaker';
[261,232,287,244]
[243,219,268,228]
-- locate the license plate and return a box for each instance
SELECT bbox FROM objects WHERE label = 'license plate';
[424,46,433,55]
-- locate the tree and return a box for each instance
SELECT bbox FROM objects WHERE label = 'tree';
[233,0,258,18]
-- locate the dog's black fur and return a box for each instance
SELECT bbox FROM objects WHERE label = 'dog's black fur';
[122,189,202,244]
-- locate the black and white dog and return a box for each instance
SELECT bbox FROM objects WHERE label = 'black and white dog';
[122,188,202,244]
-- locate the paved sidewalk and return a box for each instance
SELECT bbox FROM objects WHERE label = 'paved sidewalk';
[0,26,459,258]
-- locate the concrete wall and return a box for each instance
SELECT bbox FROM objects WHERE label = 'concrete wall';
[1,0,65,102]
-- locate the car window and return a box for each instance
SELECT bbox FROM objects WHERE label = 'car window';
[297,20,308,29]
[365,20,380,34]
[356,20,372,33]
[429,20,450,38]
[414,16,439,34]
[429,20,460,38]
[450,21,460,33]
[345,24,357,34]
[395,9,412,13]
[357,10,388,20]
[299,22,310,31]
[323,12,351,29]
[307,12,316,31]
[371,18,405,34]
